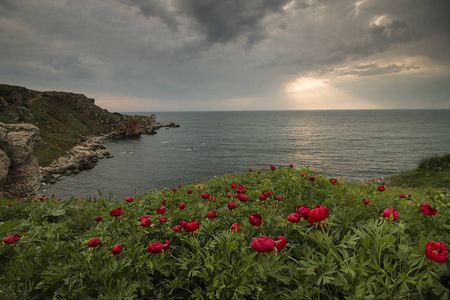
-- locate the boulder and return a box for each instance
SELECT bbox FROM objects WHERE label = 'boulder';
[0,122,41,164]
[0,156,40,199]
[0,149,10,181]
[0,122,41,198]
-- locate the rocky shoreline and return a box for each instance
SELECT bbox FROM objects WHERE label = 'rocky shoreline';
[359,176,392,187]
[39,121,180,186]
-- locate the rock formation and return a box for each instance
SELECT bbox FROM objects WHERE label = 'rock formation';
[0,122,41,198]
[0,84,181,190]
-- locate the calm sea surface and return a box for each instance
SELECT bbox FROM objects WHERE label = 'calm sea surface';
[41,110,450,200]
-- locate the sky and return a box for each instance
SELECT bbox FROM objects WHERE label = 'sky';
[1,0,450,112]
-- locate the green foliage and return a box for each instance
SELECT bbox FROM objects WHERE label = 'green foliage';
[391,153,450,189]
[0,167,449,299]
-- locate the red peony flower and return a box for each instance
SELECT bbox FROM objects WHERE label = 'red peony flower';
[228,201,237,210]
[230,182,237,189]
[308,205,329,227]
[287,213,301,223]
[249,213,263,226]
[330,178,338,185]
[110,207,123,217]
[95,216,102,222]
[158,216,167,222]
[173,225,182,232]
[263,191,271,198]
[259,194,267,201]
[156,206,167,214]
[362,199,371,205]
[296,204,311,219]
[139,215,151,222]
[399,193,406,199]
[249,168,252,172]
[230,223,240,232]
[125,196,133,203]
[140,218,152,227]
[162,240,171,251]
[178,185,182,188]
[238,194,247,202]
[187,189,192,194]
[179,219,188,228]
[382,206,398,221]
[201,192,210,200]
[258,170,262,174]
[87,238,100,247]
[274,236,287,251]
[289,164,293,168]
[301,173,307,177]
[309,176,316,182]
[111,244,122,255]
[179,202,186,210]
[270,166,276,171]
[251,236,275,252]
[378,185,385,192]
[147,241,163,253]
[186,220,199,233]
[275,195,282,201]
[7,204,12,207]
[3,234,19,244]
[420,203,437,216]
[207,211,216,219]
[234,193,239,199]
[226,193,232,198]
[237,186,245,194]
[425,241,448,263]
[161,200,166,205]
[172,187,176,192]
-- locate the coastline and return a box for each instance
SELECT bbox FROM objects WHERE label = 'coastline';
[359,176,392,187]
[39,121,180,186]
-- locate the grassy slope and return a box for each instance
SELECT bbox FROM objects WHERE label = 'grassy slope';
[28,97,110,165]
[0,166,448,299]
[1,84,117,165]
[390,153,450,189]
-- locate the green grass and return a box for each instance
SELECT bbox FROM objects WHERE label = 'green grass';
[0,165,448,299]
[390,153,450,189]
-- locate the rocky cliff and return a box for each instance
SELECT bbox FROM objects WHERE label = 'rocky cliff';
[0,122,41,198]
[0,84,162,166]
[0,84,180,195]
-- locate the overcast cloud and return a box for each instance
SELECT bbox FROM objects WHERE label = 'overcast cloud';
[0,0,449,111]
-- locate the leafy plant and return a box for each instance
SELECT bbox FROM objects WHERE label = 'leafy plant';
[0,166,449,299]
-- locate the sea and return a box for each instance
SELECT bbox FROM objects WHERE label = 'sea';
[40,110,450,200]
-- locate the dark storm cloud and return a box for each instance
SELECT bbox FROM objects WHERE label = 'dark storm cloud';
[177,0,290,46]
[117,0,178,31]
[334,63,420,77]
[0,0,449,110]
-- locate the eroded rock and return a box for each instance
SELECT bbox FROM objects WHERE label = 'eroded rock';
[0,122,41,198]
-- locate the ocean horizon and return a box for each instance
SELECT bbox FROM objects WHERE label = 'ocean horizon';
[40,109,450,200]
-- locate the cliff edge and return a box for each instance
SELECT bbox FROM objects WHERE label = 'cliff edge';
[0,84,160,166]
[0,84,179,197]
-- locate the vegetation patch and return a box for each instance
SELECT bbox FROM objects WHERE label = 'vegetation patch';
[1,166,448,299]
[390,153,450,188]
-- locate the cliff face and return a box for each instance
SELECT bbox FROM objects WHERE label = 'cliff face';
[0,84,179,196]
[0,84,157,166]
[0,122,41,198]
